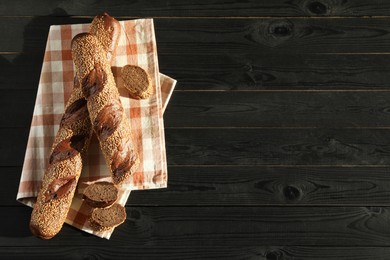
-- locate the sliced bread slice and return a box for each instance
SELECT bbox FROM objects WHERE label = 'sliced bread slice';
[89,203,126,232]
[121,65,153,99]
[83,181,118,208]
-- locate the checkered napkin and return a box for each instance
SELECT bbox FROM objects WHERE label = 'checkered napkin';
[16,19,176,239]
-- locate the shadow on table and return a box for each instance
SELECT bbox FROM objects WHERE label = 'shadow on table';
[0,8,70,238]
[0,208,32,237]
[0,7,70,91]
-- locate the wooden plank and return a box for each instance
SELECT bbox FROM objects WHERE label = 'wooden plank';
[164,128,390,166]
[1,246,390,259]
[156,18,390,55]
[0,54,42,91]
[159,53,390,90]
[8,90,390,128]
[5,127,390,167]
[2,167,23,206]
[129,166,390,206]
[0,128,29,166]
[164,91,390,127]
[0,90,36,128]
[1,0,390,17]
[5,17,390,54]
[2,206,390,246]
[7,166,390,206]
[0,17,90,53]
[3,53,390,91]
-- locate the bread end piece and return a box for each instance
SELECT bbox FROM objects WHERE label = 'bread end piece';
[90,12,121,64]
[29,222,56,240]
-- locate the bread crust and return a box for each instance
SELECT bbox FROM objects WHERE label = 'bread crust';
[90,13,121,65]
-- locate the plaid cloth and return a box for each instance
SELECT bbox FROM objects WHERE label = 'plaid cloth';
[16,19,176,239]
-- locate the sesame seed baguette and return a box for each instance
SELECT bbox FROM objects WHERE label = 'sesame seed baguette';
[71,33,139,185]
[30,13,121,240]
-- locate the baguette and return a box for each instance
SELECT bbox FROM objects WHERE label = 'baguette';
[29,13,121,239]
[71,33,139,185]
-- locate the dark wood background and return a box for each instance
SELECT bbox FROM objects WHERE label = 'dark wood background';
[2,0,390,259]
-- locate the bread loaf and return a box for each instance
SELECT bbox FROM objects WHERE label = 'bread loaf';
[71,33,139,185]
[29,13,121,239]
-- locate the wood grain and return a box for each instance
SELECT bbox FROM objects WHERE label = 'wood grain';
[4,17,390,54]
[8,166,390,206]
[0,128,29,166]
[129,166,390,206]
[156,18,390,55]
[1,0,390,17]
[0,54,42,91]
[1,246,390,259]
[0,90,36,127]
[3,53,390,91]
[164,91,390,127]
[164,128,390,166]
[0,17,89,53]
[5,127,390,167]
[2,167,24,206]
[2,206,390,247]
[8,89,390,128]
[159,53,390,90]
[3,0,390,256]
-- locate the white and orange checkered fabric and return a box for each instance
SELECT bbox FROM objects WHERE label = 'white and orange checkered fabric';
[16,19,176,239]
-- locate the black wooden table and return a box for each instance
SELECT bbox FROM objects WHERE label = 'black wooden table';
[3,0,390,259]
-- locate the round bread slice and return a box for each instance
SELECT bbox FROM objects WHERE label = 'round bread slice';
[121,65,153,99]
[83,181,118,208]
[89,203,126,232]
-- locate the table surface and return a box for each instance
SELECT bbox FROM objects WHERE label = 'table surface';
[2,0,390,259]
